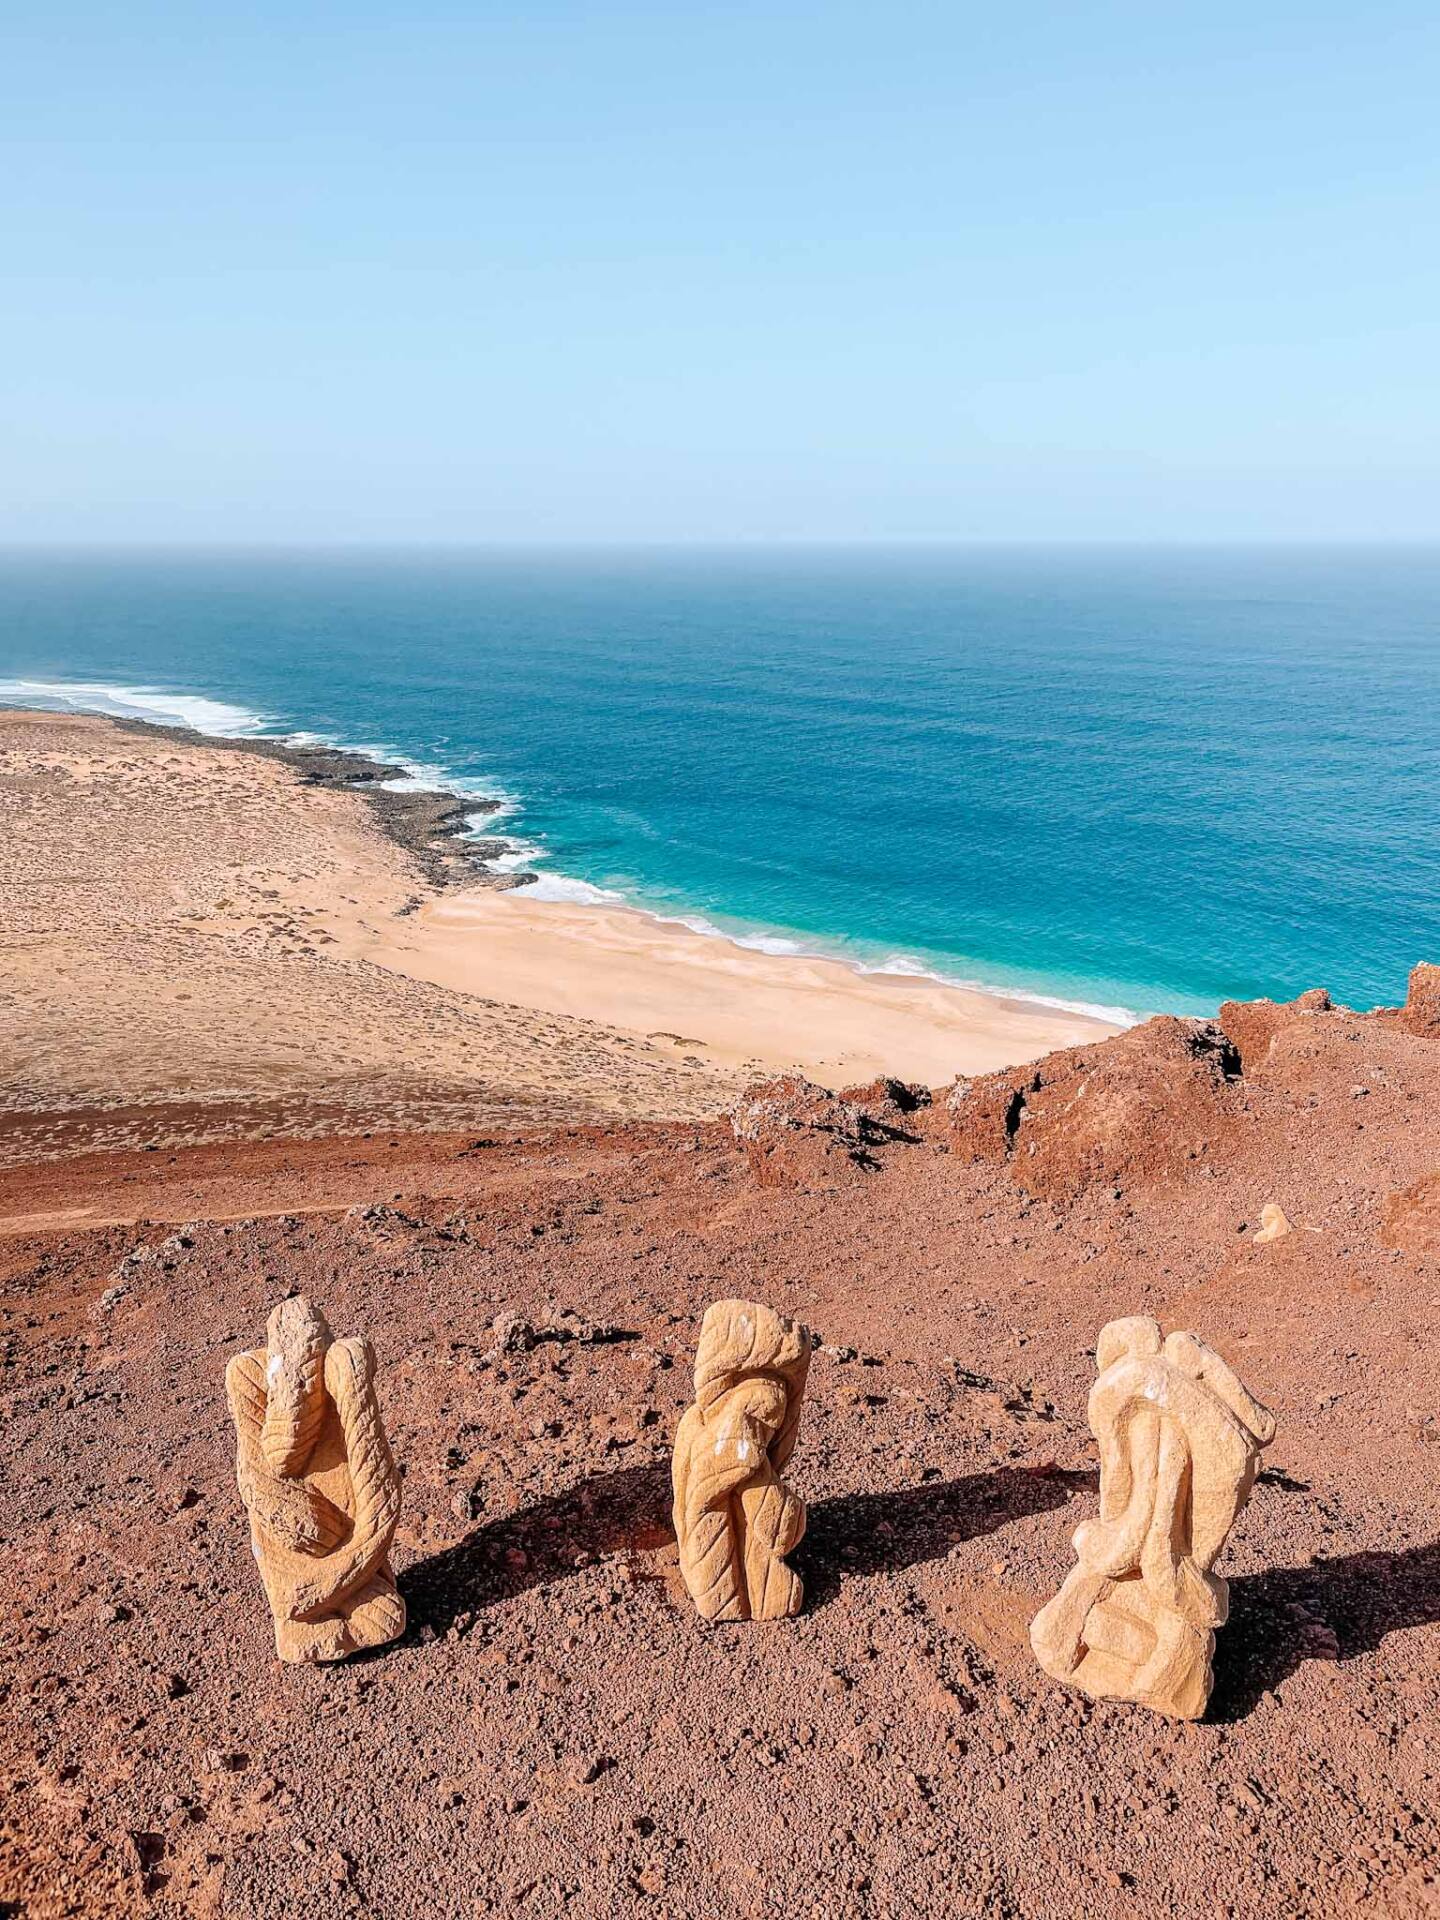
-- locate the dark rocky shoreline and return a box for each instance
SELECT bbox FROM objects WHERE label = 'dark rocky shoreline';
[100,713,539,893]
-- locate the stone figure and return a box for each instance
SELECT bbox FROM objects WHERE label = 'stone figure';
[1030,1315,1275,1719]
[1253,1203,1292,1244]
[226,1294,405,1662]
[672,1299,812,1621]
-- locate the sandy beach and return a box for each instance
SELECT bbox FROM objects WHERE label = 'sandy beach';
[370,891,1117,1086]
[0,708,1116,1157]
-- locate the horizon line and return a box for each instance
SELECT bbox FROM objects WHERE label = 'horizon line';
[1,535,1438,555]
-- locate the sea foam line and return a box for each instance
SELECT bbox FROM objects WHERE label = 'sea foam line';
[0,675,1141,1028]
[644,913,1138,1026]
[0,676,270,739]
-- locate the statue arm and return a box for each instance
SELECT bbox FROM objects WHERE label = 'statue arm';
[288,1337,402,1621]
[1164,1332,1276,1445]
[224,1349,350,1556]
[225,1350,267,1513]
[1079,1392,1160,1576]
[675,1407,773,1620]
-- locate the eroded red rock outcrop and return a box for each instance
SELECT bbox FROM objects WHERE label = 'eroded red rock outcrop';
[946,1015,1243,1202]
[731,1073,934,1186]
[1400,962,1440,1038]
[1218,987,1334,1074]
[837,1075,933,1137]
[730,1075,877,1187]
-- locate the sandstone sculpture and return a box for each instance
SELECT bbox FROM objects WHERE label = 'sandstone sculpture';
[1031,1316,1275,1719]
[1253,1202,1292,1244]
[226,1295,405,1662]
[672,1299,812,1620]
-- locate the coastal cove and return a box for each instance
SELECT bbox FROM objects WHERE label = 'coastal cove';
[0,709,1114,1162]
[2,546,1437,1021]
[10,10,1440,1913]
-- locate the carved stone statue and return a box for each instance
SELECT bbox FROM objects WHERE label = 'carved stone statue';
[672,1299,812,1621]
[226,1295,405,1662]
[1030,1315,1275,1719]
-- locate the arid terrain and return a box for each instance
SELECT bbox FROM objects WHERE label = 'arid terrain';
[3,969,1439,1918]
[0,709,736,1153]
[2,710,1439,1918]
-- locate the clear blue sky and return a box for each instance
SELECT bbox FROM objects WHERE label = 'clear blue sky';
[3,2,1438,543]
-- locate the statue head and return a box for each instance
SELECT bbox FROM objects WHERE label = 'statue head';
[1095,1314,1163,1375]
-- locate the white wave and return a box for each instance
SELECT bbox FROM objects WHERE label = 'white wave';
[523,871,627,904]
[0,676,269,737]
[375,768,458,794]
[997,987,1142,1027]
[576,898,809,956]
[480,844,543,872]
[642,922,1138,1020]
[669,915,805,956]
[347,745,457,793]
[306,733,511,803]
[469,792,520,827]
[860,952,1139,1026]
[0,673,522,820]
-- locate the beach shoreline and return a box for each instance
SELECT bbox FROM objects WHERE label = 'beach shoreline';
[364,887,1120,1085]
[1,705,1121,1152]
[9,684,1139,1026]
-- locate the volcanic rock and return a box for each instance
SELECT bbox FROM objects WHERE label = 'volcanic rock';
[730,1075,877,1186]
[947,1067,1035,1166]
[838,1076,932,1137]
[1218,988,1333,1074]
[946,1016,1242,1202]
[1400,962,1440,1037]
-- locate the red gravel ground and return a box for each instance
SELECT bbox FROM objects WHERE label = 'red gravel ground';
[2,992,1438,1918]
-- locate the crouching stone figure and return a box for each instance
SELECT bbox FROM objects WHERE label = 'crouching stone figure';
[226,1295,405,1662]
[1031,1315,1275,1719]
[672,1299,812,1621]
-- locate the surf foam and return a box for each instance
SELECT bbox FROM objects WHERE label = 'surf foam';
[0,677,269,738]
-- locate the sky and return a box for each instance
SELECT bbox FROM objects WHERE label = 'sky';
[2,2,1438,544]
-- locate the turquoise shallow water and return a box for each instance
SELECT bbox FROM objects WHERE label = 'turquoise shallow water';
[2,547,1438,1019]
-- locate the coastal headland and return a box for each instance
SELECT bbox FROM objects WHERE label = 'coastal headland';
[0,707,1115,1162]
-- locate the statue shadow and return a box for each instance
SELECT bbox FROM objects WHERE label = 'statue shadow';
[1209,1539,1440,1723]
[404,1460,1090,1636]
[403,1460,674,1637]
[799,1465,1090,1610]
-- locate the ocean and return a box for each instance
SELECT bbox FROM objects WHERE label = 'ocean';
[2,546,1437,1021]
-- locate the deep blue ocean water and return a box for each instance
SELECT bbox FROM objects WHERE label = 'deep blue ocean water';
[2,547,1438,1019]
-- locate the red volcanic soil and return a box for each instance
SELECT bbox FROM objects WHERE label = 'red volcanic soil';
[2,987,1439,1918]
